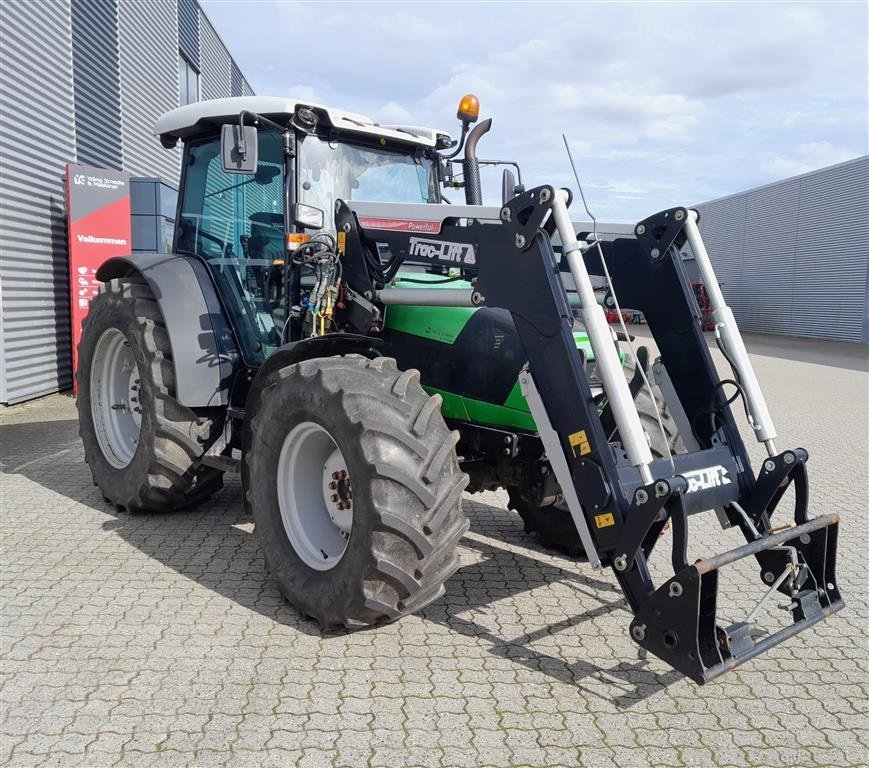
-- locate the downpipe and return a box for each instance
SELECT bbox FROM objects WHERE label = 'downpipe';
[550,189,655,483]
[683,211,778,456]
[462,118,492,206]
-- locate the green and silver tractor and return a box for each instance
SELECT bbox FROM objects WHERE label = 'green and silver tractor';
[77,94,842,683]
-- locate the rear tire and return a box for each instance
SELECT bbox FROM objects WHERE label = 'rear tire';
[511,358,682,557]
[77,276,224,512]
[246,356,469,629]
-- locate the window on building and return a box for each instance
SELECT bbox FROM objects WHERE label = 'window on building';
[179,53,199,106]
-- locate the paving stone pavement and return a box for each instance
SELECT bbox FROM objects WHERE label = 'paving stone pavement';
[1,334,867,768]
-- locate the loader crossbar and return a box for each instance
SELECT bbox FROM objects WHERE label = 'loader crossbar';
[334,188,843,682]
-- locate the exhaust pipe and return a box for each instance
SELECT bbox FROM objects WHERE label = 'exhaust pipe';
[462,118,492,205]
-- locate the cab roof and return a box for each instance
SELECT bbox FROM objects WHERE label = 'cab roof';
[155,96,452,149]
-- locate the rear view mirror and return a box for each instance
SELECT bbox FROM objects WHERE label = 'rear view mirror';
[293,203,325,230]
[221,123,258,174]
[502,168,517,204]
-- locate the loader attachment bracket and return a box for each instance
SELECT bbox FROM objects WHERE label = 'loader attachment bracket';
[629,513,843,684]
[745,448,809,527]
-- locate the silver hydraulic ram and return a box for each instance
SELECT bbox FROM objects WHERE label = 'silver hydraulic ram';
[376,288,483,307]
[550,189,656,484]
[683,210,778,456]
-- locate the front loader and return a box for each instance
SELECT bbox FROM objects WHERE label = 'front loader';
[76,94,843,683]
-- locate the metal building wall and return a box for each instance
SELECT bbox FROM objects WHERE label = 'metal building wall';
[177,0,200,67]
[71,0,123,170]
[693,156,869,342]
[0,0,78,403]
[199,13,233,100]
[0,0,255,404]
[117,0,182,182]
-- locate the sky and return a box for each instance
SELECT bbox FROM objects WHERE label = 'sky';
[202,0,868,222]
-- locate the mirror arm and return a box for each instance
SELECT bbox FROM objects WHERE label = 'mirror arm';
[478,160,523,187]
[237,110,291,143]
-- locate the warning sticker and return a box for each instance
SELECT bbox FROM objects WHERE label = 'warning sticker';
[594,513,615,529]
[568,429,591,457]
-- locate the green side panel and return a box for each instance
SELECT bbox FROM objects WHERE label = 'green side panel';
[383,272,476,344]
[387,271,622,431]
[503,379,528,411]
[425,387,470,422]
[464,397,537,431]
[425,386,536,432]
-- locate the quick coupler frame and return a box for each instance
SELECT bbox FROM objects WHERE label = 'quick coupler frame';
[337,188,844,683]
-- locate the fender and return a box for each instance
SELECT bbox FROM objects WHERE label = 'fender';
[96,253,240,407]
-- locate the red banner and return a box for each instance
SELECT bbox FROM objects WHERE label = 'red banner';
[66,164,131,388]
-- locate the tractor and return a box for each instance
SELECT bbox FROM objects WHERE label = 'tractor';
[76,94,842,683]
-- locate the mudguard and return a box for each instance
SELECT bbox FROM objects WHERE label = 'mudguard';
[96,253,239,407]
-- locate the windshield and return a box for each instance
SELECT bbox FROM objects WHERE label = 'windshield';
[299,137,437,228]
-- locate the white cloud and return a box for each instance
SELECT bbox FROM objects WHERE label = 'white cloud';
[285,84,319,103]
[379,100,414,123]
[762,142,858,178]
[201,0,868,221]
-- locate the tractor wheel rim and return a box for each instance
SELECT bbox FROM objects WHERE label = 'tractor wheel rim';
[90,327,142,469]
[277,421,352,571]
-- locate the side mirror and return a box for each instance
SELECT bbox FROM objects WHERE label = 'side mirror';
[293,203,325,230]
[221,123,258,174]
[502,168,517,204]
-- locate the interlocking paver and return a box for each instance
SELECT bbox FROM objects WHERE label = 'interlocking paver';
[1,334,867,767]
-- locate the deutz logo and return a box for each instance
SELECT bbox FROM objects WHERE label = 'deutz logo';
[682,465,732,493]
[409,237,476,265]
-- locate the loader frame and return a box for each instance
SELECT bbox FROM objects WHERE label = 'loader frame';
[327,186,843,683]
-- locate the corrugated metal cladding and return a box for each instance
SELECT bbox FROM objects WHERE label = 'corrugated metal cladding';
[0,0,254,403]
[71,0,122,170]
[0,0,77,403]
[117,0,182,182]
[231,61,244,97]
[199,12,232,100]
[692,156,869,342]
[177,0,200,67]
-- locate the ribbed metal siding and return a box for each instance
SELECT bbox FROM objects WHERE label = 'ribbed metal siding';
[695,157,869,342]
[742,179,800,334]
[199,12,232,100]
[117,0,181,183]
[177,0,199,67]
[790,160,869,340]
[231,61,244,97]
[0,0,77,403]
[71,0,122,170]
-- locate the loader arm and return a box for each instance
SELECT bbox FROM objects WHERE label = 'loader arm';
[331,187,843,684]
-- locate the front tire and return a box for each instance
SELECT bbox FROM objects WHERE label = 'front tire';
[246,356,469,628]
[76,276,224,512]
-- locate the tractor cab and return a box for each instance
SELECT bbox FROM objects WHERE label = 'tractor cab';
[155,97,469,364]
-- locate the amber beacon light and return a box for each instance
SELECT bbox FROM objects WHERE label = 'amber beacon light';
[456,93,480,124]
